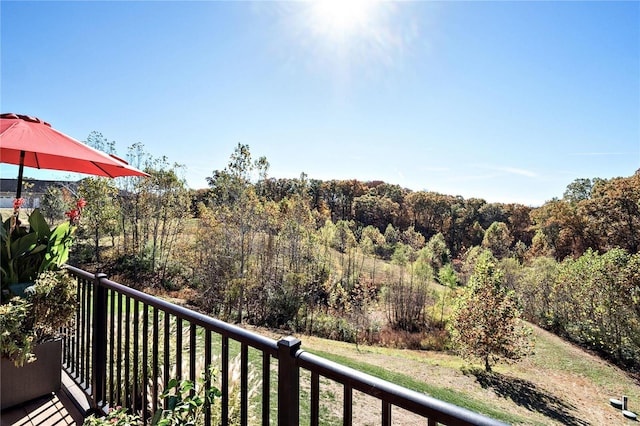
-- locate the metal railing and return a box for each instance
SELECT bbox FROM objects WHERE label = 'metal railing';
[62,266,507,426]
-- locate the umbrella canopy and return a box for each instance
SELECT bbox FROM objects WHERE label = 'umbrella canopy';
[0,113,149,198]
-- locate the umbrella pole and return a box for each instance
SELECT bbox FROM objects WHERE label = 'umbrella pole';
[16,150,25,199]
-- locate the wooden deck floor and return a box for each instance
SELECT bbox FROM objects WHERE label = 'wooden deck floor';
[1,372,89,426]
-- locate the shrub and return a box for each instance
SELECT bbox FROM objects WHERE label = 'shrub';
[0,270,76,366]
[303,311,357,343]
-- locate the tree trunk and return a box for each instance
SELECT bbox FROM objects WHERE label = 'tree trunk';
[94,227,100,263]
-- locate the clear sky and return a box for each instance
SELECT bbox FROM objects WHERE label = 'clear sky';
[1,1,638,206]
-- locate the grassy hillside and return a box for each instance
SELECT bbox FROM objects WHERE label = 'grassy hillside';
[257,324,639,425]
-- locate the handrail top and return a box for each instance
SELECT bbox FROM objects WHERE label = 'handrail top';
[65,265,279,356]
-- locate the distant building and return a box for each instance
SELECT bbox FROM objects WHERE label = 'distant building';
[0,178,79,209]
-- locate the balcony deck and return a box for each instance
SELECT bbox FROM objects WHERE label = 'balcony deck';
[1,372,88,426]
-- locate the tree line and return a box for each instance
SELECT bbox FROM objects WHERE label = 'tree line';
[34,139,640,371]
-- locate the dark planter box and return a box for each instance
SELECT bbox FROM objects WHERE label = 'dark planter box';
[1,339,62,410]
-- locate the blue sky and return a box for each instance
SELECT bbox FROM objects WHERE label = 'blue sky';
[1,1,638,206]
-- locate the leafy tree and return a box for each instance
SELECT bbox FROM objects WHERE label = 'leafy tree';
[331,220,357,289]
[581,174,640,253]
[204,143,269,323]
[516,256,558,324]
[563,178,593,204]
[353,193,400,231]
[503,203,534,248]
[383,223,400,246]
[449,197,486,257]
[359,225,385,285]
[437,263,457,325]
[118,142,153,255]
[137,160,189,283]
[459,246,490,285]
[478,203,508,230]
[85,131,116,154]
[332,220,356,253]
[530,173,639,259]
[405,191,452,239]
[386,243,429,332]
[318,219,336,261]
[498,256,522,292]
[449,252,533,372]
[482,222,513,259]
[414,248,434,286]
[39,186,66,225]
[360,224,385,248]
[320,179,366,222]
[401,225,426,251]
[369,182,408,205]
[77,177,119,263]
[421,232,450,278]
[550,248,640,366]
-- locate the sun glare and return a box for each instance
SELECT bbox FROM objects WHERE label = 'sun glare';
[278,0,416,83]
[310,0,378,41]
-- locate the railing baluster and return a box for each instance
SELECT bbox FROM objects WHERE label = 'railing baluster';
[124,294,131,409]
[133,300,139,413]
[116,291,123,407]
[241,343,248,426]
[262,351,271,426]
[189,323,197,397]
[204,329,212,426]
[70,275,80,376]
[311,371,320,426]
[109,288,115,404]
[222,336,229,426]
[142,303,149,424]
[382,400,391,426]
[163,313,170,409]
[152,308,159,417]
[85,280,92,391]
[76,277,82,380]
[79,278,86,385]
[176,317,183,380]
[343,383,353,426]
[91,273,107,410]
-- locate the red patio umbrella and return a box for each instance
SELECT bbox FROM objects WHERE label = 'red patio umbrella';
[0,113,149,198]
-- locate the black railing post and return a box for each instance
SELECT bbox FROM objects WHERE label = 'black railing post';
[91,272,108,410]
[277,336,301,426]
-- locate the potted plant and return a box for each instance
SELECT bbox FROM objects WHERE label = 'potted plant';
[0,197,84,409]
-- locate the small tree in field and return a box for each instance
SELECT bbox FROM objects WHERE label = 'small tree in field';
[449,252,533,372]
[40,186,66,225]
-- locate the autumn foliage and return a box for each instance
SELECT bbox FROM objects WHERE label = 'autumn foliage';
[448,252,533,372]
[44,142,639,371]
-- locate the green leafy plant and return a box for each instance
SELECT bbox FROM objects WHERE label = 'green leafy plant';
[83,373,221,426]
[0,297,35,365]
[152,376,221,426]
[1,198,85,295]
[0,270,76,366]
[0,198,82,366]
[83,406,140,426]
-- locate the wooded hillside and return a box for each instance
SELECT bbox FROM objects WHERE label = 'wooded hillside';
[17,143,638,373]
